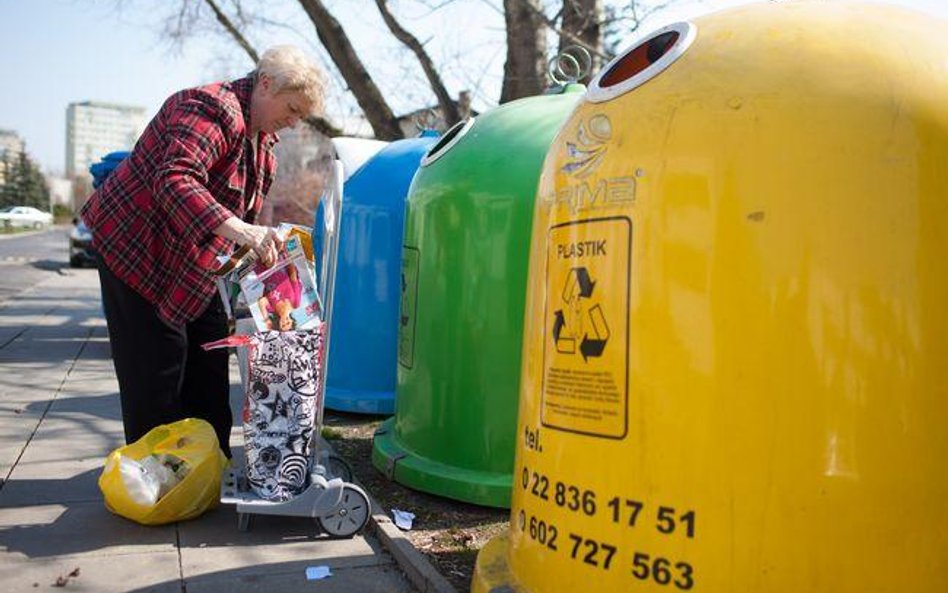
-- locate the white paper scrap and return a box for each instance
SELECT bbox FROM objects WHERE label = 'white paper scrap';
[392,508,416,530]
[305,565,332,580]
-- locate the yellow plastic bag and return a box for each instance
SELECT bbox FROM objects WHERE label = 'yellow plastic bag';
[98,418,227,525]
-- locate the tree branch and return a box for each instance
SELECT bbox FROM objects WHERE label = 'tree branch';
[374,0,461,126]
[200,0,344,137]
[296,0,404,140]
[203,0,259,62]
[302,114,344,137]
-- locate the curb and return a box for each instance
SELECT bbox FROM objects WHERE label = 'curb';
[317,437,459,593]
[368,508,459,593]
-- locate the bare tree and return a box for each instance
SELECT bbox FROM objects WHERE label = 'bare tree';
[374,0,462,126]
[603,1,680,57]
[501,0,547,102]
[177,0,402,139]
[119,1,683,230]
[151,1,680,131]
[296,0,404,139]
[190,0,345,136]
[507,0,682,87]
[559,0,603,83]
[204,0,259,61]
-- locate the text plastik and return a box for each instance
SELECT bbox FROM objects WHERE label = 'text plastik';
[557,240,606,259]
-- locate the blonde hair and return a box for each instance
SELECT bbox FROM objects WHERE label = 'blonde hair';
[256,45,326,115]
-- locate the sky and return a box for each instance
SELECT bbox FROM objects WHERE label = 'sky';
[1,0,946,175]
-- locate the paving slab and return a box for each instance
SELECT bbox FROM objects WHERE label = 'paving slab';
[184,562,416,593]
[0,363,73,399]
[179,505,387,574]
[0,457,103,507]
[0,550,182,593]
[0,384,117,477]
[0,502,177,559]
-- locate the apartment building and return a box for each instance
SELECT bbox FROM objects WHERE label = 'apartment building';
[0,128,25,186]
[65,101,146,178]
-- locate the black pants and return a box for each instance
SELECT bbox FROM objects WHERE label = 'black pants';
[98,262,232,458]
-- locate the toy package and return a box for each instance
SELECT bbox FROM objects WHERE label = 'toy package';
[211,225,320,333]
[238,234,321,332]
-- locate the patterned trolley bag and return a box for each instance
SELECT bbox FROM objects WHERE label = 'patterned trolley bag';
[204,325,325,501]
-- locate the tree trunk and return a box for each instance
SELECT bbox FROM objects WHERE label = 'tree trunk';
[296,0,404,140]
[559,0,603,84]
[500,0,547,103]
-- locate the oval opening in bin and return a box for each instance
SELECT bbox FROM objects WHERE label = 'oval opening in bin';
[420,117,475,167]
[587,22,696,103]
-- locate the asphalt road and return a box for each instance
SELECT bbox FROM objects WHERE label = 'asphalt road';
[0,226,81,304]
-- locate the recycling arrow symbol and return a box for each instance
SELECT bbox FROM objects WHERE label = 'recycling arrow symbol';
[552,310,566,342]
[579,305,609,361]
[564,266,596,301]
[552,267,609,361]
[553,309,574,354]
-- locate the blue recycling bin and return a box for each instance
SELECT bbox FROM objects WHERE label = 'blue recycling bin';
[315,131,440,414]
[89,151,130,188]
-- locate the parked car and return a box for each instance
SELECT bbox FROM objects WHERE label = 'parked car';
[0,206,53,229]
[69,217,97,268]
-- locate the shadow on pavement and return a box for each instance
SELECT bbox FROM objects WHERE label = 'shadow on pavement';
[24,393,123,423]
[29,259,70,273]
[0,469,172,559]
[122,558,417,593]
[0,324,110,364]
[0,489,367,559]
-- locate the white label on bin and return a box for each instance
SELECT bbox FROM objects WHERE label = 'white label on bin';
[398,246,420,369]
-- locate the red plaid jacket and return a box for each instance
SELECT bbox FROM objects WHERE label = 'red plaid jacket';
[81,76,278,326]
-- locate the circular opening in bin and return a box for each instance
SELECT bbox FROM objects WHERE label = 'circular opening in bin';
[420,117,476,167]
[587,22,696,103]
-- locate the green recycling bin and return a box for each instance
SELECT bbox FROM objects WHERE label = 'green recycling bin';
[372,84,584,507]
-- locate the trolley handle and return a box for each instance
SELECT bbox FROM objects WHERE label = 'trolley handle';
[317,160,344,328]
[312,159,345,439]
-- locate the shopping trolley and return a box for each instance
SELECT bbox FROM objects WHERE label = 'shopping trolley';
[218,160,371,537]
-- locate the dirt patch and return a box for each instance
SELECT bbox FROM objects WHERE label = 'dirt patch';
[323,411,510,592]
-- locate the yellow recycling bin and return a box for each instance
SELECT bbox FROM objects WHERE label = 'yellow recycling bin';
[473,2,948,592]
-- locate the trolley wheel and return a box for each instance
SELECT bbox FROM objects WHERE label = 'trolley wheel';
[237,512,254,532]
[317,485,370,538]
[326,454,353,482]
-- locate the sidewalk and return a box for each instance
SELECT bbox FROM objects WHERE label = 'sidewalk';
[0,269,425,592]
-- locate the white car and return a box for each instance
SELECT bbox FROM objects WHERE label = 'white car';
[0,206,54,229]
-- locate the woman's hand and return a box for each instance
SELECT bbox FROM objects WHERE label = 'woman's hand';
[214,217,283,267]
[241,224,283,267]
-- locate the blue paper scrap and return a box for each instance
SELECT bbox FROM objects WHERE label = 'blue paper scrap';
[305,565,332,580]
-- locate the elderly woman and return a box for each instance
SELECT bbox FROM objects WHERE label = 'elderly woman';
[81,45,325,457]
